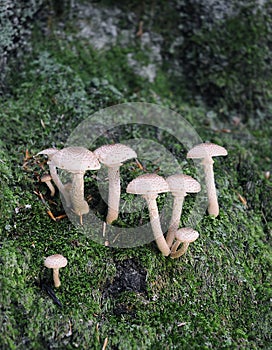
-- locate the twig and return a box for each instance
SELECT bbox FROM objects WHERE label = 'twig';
[102,337,108,350]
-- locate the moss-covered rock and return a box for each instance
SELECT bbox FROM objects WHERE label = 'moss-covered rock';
[0,1,271,349]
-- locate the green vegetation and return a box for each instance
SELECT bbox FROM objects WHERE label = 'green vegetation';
[175,0,272,120]
[0,1,271,349]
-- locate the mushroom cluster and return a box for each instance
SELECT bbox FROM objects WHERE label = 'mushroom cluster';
[38,144,137,225]
[38,142,227,258]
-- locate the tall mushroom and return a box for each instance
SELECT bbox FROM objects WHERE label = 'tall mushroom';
[94,144,137,224]
[126,173,170,256]
[170,227,199,259]
[49,147,100,224]
[187,142,227,217]
[165,174,201,248]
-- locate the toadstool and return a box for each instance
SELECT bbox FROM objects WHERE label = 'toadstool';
[94,143,137,224]
[126,173,170,256]
[187,142,227,217]
[44,254,68,288]
[37,148,69,203]
[166,174,201,248]
[40,174,55,197]
[42,147,100,224]
[60,147,100,224]
[170,227,199,259]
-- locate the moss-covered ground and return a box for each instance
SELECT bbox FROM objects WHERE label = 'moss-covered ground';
[0,2,271,349]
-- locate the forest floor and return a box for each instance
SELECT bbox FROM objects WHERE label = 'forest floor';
[0,1,271,349]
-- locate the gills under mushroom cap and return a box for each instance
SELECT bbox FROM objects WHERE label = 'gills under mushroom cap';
[126,173,169,195]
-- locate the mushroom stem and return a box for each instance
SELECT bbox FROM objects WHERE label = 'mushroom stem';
[166,194,185,248]
[48,163,71,207]
[71,172,85,205]
[142,194,170,257]
[46,180,55,197]
[170,241,190,259]
[202,158,219,216]
[70,172,89,225]
[52,268,61,288]
[106,165,121,224]
[41,174,55,197]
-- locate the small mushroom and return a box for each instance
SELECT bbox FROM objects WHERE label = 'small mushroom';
[126,173,170,256]
[187,142,227,217]
[44,254,68,288]
[165,174,201,248]
[37,148,68,203]
[40,174,55,197]
[170,227,199,259]
[94,144,137,224]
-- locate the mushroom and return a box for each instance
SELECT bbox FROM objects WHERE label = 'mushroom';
[37,148,69,204]
[126,173,170,256]
[170,227,199,259]
[49,147,100,224]
[44,254,68,288]
[40,174,55,197]
[94,144,137,224]
[165,174,201,248]
[37,148,59,159]
[187,142,227,217]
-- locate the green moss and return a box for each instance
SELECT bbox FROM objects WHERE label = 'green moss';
[0,2,271,349]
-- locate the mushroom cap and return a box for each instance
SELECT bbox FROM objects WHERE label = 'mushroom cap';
[44,254,68,269]
[126,173,169,195]
[37,148,59,160]
[50,147,100,173]
[73,200,90,216]
[40,174,52,182]
[175,227,199,243]
[166,174,201,194]
[187,143,227,159]
[94,143,137,167]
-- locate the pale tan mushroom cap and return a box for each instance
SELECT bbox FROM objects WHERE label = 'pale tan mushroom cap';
[166,174,201,194]
[126,173,169,195]
[187,143,227,159]
[44,254,68,269]
[175,227,199,243]
[94,143,137,166]
[50,147,100,173]
[41,174,52,182]
[37,148,59,160]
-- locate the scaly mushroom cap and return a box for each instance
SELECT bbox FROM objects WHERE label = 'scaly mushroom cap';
[175,227,199,243]
[187,143,227,159]
[126,173,169,195]
[94,143,137,167]
[50,147,100,173]
[44,254,68,269]
[166,174,201,195]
